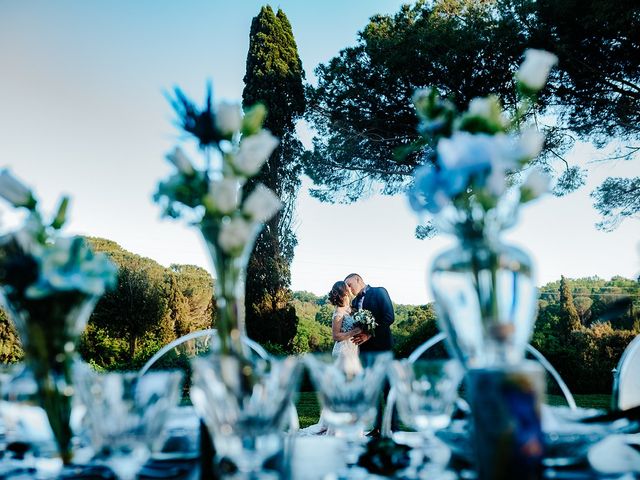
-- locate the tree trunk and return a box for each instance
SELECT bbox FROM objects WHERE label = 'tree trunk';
[129,335,137,359]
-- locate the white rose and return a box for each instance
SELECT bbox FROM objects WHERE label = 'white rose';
[516,49,558,92]
[468,97,493,118]
[518,128,545,160]
[243,184,282,223]
[0,169,35,208]
[233,130,279,177]
[206,178,240,214]
[520,168,551,202]
[218,217,253,255]
[166,147,194,175]
[467,95,505,127]
[215,102,243,135]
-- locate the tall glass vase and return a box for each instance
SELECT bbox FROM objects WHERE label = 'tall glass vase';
[0,291,97,464]
[429,225,538,368]
[200,218,259,356]
[428,218,544,479]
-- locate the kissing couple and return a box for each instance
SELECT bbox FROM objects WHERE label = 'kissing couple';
[300,273,395,436]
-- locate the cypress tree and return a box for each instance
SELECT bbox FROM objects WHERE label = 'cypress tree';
[559,276,582,335]
[166,273,191,339]
[0,308,22,363]
[242,6,305,348]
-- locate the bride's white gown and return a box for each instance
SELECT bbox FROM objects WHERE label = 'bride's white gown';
[331,310,360,361]
[299,310,360,436]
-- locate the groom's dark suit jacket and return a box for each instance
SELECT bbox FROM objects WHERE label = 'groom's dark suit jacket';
[353,285,395,352]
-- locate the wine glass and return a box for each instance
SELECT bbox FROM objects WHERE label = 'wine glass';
[388,359,463,479]
[73,367,183,480]
[191,352,302,478]
[0,363,66,478]
[304,352,392,478]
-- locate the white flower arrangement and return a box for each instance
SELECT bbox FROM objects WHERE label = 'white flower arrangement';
[0,169,117,301]
[154,87,282,257]
[0,169,118,464]
[407,49,558,233]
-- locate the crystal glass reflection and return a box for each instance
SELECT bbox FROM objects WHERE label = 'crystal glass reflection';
[73,367,183,480]
[191,353,302,478]
[304,352,392,478]
[0,363,69,478]
[430,238,537,368]
[388,359,463,479]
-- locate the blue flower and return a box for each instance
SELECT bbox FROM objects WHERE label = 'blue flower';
[408,164,450,214]
[438,132,520,196]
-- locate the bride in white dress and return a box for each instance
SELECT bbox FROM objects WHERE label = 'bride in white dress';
[300,280,362,436]
[330,281,362,364]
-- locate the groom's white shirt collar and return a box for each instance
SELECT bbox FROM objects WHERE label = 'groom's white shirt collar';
[357,285,370,310]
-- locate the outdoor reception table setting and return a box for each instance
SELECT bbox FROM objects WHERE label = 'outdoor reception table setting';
[0,49,639,479]
[1,398,639,479]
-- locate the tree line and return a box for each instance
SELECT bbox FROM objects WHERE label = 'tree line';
[0,238,214,370]
[0,237,637,393]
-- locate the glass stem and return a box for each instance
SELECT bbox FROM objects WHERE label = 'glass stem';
[417,428,437,477]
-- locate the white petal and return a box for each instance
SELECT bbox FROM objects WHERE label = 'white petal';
[207,178,240,214]
[243,184,282,222]
[218,217,253,254]
[233,130,279,177]
[215,102,243,135]
[0,170,33,207]
[516,49,558,91]
[518,129,545,160]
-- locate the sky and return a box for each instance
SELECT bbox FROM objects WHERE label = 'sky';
[0,1,638,305]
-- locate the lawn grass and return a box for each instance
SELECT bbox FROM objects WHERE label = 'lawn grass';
[546,393,611,410]
[296,392,321,428]
[296,392,613,428]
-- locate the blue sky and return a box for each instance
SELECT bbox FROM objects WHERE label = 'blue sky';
[0,1,638,304]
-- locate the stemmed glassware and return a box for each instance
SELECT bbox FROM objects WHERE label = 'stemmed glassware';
[191,352,302,478]
[73,367,183,480]
[0,364,66,478]
[388,359,463,479]
[304,352,392,478]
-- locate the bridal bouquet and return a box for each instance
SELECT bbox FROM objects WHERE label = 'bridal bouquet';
[0,169,117,463]
[154,85,282,355]
[353,309,377,336]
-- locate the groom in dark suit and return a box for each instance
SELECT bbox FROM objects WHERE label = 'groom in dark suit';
[345,273,395,436]
[345,273,395,352]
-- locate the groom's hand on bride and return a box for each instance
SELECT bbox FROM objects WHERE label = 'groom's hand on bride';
[351,332,371,345]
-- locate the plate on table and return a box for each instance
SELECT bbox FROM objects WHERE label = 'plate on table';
[436,406,639,467]
[543,405,638,467]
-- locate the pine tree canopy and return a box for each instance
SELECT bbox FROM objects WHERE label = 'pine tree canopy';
[305,0,639,227]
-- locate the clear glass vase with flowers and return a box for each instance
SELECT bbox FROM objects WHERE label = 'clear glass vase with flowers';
[0,170,117,465]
